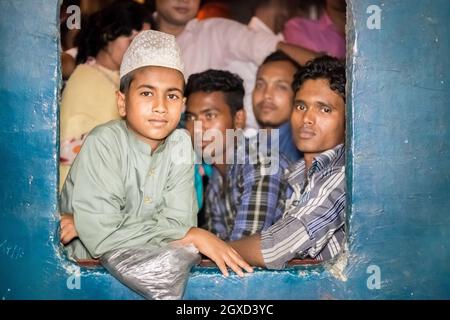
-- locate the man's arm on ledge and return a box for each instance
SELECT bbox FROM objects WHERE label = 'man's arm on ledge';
[229,234,266,268]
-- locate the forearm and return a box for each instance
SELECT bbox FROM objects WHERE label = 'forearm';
[77,217,155,258]
[176,227,254,277]
[277,41,319,65]
[229,234,265,267]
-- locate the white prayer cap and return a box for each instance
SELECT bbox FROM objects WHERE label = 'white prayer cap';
[120,30,184,79]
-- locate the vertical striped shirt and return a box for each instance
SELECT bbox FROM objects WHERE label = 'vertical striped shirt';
[261,144,346,269]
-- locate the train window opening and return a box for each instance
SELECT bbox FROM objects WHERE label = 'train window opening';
[58,0,349,275]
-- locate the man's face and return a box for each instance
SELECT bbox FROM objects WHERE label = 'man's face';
[252,60,297,129]
[156,0,200,26]
[291,78,345,156]
[185,91,235,162]
[117,66,185,151]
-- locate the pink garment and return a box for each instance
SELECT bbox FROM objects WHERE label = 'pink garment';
[283,12,345,59]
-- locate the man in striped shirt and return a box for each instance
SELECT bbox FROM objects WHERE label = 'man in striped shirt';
[230,56,346,269]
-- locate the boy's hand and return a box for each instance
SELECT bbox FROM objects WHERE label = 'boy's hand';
[60,214,79,244]
[174,227,253,277]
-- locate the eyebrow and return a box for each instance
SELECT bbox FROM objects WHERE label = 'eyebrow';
[185,107,220,116]
[199,107,219,113]
[167,87,184,94]
[294,99,335,108]
[136,84,183,93]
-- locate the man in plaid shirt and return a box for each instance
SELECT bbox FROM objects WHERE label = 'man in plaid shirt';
[184,69,290,241]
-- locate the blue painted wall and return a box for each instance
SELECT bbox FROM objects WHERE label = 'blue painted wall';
[0,0,448,299]
[345,0,450,298]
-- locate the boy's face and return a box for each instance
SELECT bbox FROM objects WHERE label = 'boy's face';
[291,78,345,156]
[117,66,185,151]
[185,91,240,162]
[252,60,297,129]
[156,0,200,26]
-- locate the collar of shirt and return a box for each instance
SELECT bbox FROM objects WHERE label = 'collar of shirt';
[181,18,199,36]
[210,166,223,185]
[123,120,167,156]
[87,61,120,89]
[248,16,284,41]
[205,166,225,204]
[285,143,345,189]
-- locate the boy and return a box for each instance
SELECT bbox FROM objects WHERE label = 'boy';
[183,69,290,241]
[60,30,251,277]
[226,56,347,269]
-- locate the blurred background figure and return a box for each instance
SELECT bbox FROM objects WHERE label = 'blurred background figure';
[60,0,154,80]
[283,0,346,59]
[226,0,297,133]
[251,51,303,161]
[59,0,147,189]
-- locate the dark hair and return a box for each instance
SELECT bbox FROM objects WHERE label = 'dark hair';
[185,69,245,114]
[292,56,346,101]
[119,71,134,93]
[75,1,146,64]
[260,50,300,70]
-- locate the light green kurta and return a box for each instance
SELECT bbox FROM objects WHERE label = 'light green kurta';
[60,119,198,260]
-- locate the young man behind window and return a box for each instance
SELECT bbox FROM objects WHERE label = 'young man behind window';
[227,56,347,268]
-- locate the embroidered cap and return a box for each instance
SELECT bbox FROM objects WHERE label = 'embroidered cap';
[120,30,184,79]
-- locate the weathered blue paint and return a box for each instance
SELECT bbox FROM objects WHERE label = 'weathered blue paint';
[0,0,449,299]
[344,0,450,299]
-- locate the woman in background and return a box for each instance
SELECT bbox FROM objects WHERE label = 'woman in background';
[60,1,147,189]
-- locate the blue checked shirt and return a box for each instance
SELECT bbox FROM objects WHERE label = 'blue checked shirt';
[203,135,291,241]
[261,144,346,269]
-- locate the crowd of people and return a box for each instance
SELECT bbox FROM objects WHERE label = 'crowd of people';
[58,0,347,289]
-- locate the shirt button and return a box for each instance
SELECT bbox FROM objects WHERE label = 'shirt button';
[144,196,153,204]
[148,169,155,176]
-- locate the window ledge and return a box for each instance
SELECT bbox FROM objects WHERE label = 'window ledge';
[76,257,321,268]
